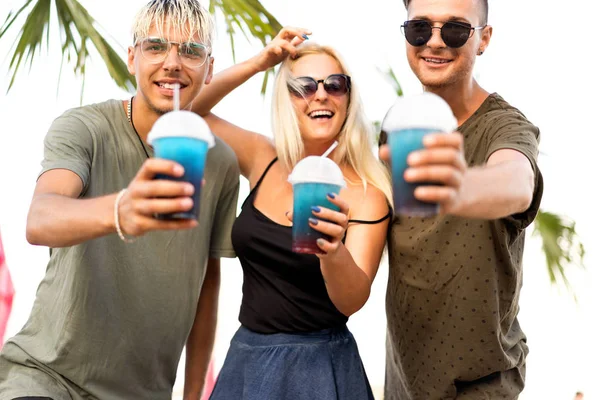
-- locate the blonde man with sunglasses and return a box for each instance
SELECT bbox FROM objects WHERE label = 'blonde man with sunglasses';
[0,1,239,399]
[379,0,544,398]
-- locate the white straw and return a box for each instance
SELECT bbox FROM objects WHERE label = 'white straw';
[321,141,338,158]
[173,83,180,111]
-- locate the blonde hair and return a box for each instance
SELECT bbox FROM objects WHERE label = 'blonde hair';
[131,0,215,49]
[272,43,393,207]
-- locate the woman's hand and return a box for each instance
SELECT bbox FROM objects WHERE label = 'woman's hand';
[309,193,350,257]
[251,26,311,72]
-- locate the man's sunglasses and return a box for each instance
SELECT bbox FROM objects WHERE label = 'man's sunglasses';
[288,74,351,97]
[401,20,485,48]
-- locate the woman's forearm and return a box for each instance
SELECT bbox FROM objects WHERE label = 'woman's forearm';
[320,246,372,317]
[193,57,262,116]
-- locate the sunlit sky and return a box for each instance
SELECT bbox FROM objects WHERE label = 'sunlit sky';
[0,0,599,399]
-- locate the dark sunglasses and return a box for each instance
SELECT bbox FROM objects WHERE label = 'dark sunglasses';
[288,74,351,97]
[401,20,485,48]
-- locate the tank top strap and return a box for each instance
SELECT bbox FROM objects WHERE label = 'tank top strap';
[253,157,278,191]
[241,157,279,209]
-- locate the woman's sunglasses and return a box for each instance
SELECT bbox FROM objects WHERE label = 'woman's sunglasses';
[401,20,485,48]
[288,74,351,98]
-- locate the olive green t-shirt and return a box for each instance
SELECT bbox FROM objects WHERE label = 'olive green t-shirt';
[384,94,543,400]
[0,100,240,400]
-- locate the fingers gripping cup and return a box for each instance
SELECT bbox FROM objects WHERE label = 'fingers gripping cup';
[147,110,215,220]
[382,92,457,217]
[288,156,346,254]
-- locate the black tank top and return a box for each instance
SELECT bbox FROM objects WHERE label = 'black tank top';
[232,158,392,333]
[231,158,349,333]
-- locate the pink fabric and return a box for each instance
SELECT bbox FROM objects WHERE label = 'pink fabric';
[201,357,217,400]
[0,232,15,344]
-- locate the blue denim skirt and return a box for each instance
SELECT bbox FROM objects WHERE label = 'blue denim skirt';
[209,325,375,400]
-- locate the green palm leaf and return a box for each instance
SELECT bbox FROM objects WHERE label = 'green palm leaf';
[1,0,136,97]
[3,0,51,91]
[209,0,282,94]
[378,65,403,97]
[532,210,585,297]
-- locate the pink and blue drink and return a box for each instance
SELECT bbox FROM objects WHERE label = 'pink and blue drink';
[288,156,346,254]
[382,92,457,217]
[147,110,215,220]
[292,183,342,254]
[152,136,208,219]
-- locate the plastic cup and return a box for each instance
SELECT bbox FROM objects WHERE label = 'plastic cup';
[381,92,457,217]
[288,156,346,254]
[147,110,215,220]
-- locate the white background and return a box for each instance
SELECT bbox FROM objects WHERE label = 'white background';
[0,1,599,399]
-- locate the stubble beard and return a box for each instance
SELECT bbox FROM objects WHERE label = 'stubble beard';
[415,58,476,92]
[147,100,172,116]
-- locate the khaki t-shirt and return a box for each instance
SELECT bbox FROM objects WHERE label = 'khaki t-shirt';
[384,94,543,400]
[0,100,240,400]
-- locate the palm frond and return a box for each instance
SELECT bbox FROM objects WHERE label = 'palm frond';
[0,0,36,37]
[1,0,135,96]
[54,0,135,92]
[209,0,282,95]
[378,66,403,97]
[3,0,52,91]
[532,210,586,299]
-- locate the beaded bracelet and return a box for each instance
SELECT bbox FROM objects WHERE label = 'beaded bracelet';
[114,189,136,243]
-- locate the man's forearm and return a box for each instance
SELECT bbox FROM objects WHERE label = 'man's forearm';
[192,58,261,116]
[26,193,116,248]
[183,258,221,400]
[449,159,535,219]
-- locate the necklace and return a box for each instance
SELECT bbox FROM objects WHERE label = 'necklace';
[127,96,150,159]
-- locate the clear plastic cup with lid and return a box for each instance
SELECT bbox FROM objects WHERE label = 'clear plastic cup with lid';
[381,92,457,217]
[288,154,346,254]
[147,110,215,220]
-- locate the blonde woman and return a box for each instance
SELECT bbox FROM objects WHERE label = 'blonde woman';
[193,28,391,400]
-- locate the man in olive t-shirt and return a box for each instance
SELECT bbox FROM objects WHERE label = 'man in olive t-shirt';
[380,0,543,399]
[0,1,239,399]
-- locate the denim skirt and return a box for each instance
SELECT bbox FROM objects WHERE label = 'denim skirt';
[209,325,375,400]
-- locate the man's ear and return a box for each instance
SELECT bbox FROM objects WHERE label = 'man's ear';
[479,25,493,55]
[127,46,136,75]
[204,57,214,85]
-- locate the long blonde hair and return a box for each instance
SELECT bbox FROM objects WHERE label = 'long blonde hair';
[272,43,392,206]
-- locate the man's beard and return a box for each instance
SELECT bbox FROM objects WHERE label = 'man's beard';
[147,99,192,115]
[148,101,171,116]
[416,59,475,90]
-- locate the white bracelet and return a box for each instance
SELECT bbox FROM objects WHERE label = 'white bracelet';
[114,188,136,243]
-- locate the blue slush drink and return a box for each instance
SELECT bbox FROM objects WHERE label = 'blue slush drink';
[288,156,346,254]
[382,92,457,217]
[147,110,215,220]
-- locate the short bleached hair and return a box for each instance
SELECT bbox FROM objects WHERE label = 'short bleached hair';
[131,0,215,49]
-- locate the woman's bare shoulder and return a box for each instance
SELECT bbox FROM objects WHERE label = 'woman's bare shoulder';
[341,170,389,221]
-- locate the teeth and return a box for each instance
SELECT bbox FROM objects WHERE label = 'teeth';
[159,83,180,89]
[309,110,333,118]
[425,58,449,64]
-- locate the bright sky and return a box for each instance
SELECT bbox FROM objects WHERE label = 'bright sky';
[0,0,599,399]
